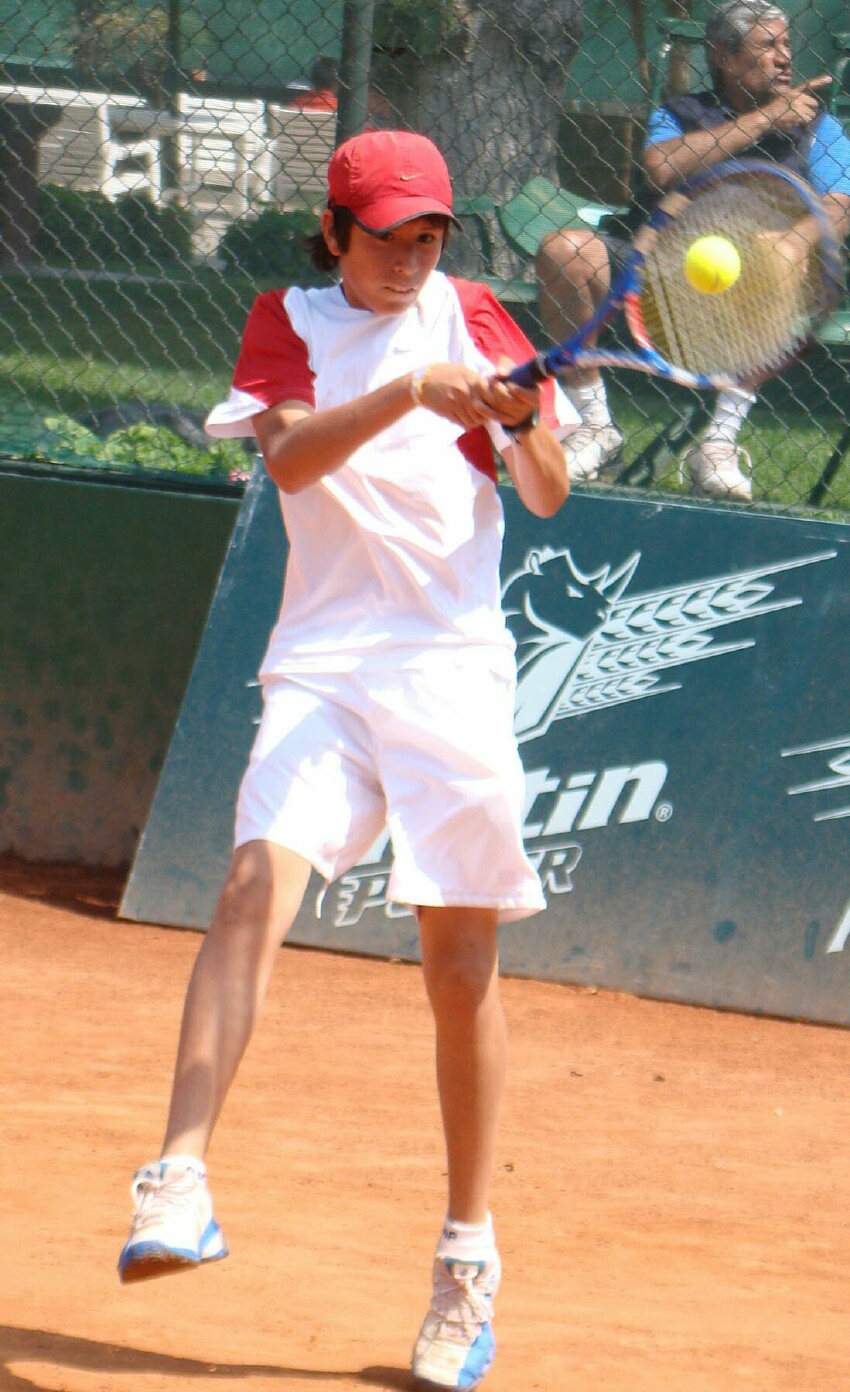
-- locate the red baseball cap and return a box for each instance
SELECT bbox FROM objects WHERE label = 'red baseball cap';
[327,129,461,232]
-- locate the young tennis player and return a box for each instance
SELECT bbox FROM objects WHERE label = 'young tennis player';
[117,128,576,1390]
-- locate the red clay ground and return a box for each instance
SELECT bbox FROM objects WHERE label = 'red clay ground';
[2,854,850,1392]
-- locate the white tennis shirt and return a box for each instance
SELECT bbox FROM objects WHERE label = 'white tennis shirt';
[206,271,577,679]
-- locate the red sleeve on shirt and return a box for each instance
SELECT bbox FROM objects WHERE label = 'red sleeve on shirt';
[231,290,316,410]
[448,276,559,429]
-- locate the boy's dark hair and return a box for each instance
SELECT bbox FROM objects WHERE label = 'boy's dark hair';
[306,207,357,272]
[306,209,452,274]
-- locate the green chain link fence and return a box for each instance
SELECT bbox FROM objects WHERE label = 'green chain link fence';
[0,0,847,506]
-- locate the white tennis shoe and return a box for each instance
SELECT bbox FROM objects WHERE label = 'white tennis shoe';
[684,440,753,501]
[564,422,623,481]
[118,1159,228,1283]
[411,1254,501,1390]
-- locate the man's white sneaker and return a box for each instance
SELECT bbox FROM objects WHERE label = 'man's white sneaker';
[118,1160,228,1284]
[683,440,753,501]
[563,423,623,482]
[412,1255,500,1390]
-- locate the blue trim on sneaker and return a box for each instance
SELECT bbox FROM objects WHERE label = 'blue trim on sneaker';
[198,1217,227,1258]
[118,1220,228,1281]
[119,1239,199,1275]
[458,1325,496,1390]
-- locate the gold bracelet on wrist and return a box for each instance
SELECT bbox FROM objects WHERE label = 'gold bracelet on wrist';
[410,364,433,407]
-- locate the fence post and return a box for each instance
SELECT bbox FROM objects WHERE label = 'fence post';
[337,0,375,143]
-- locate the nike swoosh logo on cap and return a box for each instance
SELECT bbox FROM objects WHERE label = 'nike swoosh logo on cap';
[398,173,421,181]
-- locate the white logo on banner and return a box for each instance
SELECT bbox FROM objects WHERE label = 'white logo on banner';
[782,736,850,954]
[783,735,850,823]
[503,547,836,743]
[323,547,835,927]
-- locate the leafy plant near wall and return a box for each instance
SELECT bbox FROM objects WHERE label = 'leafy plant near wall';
[218,207,325,284]
[0,407,252,480]
[34,186,193,268]
[91,421,250,477]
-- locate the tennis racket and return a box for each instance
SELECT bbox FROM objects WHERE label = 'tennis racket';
[508,159,844,393]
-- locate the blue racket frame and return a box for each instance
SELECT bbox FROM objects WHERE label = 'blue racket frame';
[507,159,843,393]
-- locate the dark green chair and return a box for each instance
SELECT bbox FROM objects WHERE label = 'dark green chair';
[496,175,618,260]
[453,178,622,306]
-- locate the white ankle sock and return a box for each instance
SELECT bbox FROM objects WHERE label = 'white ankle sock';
[160,1153,206,1177]
[702,389,755,445]
[436,1214,497,1262]
[564,380,612,429]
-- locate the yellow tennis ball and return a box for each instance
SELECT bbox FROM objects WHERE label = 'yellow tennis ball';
[684,235,741,294]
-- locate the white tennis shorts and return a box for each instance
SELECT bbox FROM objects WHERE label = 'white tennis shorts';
[234,658,545,923]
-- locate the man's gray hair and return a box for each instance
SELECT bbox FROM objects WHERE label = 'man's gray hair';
[706,0,788,56]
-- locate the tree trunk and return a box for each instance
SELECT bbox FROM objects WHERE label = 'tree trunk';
[381,0,584,277]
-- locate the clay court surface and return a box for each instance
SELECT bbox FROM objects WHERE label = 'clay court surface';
[3,855,850,1392]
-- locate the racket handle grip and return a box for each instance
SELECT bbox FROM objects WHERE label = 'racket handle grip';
[505,354,551,388]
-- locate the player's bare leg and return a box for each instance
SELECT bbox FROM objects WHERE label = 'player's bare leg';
[535,227,621,480]
[118,840,311,1283]
[419,906,505,1223]
[412,906,504,1390]
[162,839,311,1157]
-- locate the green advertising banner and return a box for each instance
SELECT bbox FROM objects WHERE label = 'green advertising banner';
[121,466,850,1025]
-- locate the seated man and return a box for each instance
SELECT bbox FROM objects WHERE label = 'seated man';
[290,55,339,111]
[537,0,850,498]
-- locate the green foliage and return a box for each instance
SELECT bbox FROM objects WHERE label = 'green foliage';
[70,2,215,96]
[72,4,170,95]
[34,185,192,268]
[218,207,323,283]
[97,422,250,477]
[0,386,250,479]
[1,407,252,480]
[34,185,119,266]
[113,192,193,264]
[373,0,470,64]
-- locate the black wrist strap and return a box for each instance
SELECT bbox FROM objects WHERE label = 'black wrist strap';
[504,408,540,441]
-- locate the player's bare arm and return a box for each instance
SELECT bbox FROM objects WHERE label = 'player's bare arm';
[644,75,832,192]
[500,425,570,518]
[414,361,568,514]
[254,363,498,494]
[253,379,409,493]
[477,366,569,518]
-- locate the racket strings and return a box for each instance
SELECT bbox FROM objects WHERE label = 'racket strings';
[639,176,830,379]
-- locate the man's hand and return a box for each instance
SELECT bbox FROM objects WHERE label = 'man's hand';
[762,74,832,132]
[644,74,834,192]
